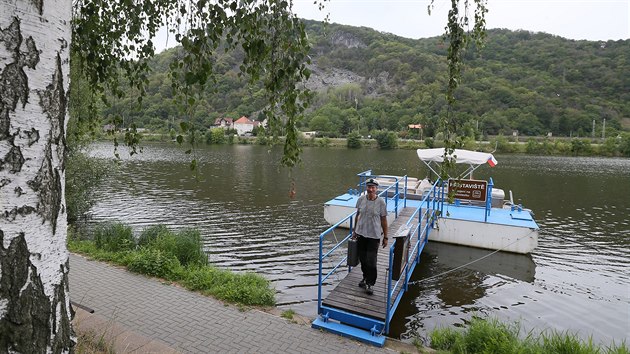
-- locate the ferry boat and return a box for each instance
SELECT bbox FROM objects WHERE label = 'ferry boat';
[323,148,539,254]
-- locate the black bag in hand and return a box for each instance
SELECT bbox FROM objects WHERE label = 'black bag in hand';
[347,238,359,266]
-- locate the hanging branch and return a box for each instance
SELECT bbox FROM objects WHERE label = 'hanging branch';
[429,0,488,181]
[71,0,311,168]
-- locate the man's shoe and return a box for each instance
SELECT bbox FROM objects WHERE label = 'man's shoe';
[365,284,373,295]
[358,279,366,288]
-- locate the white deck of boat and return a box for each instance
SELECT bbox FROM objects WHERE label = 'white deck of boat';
[324,195,538,229]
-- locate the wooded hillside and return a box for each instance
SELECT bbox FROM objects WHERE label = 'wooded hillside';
[102,22,629,139]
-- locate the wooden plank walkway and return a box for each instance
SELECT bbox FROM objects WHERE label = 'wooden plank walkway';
[322,207,419,321]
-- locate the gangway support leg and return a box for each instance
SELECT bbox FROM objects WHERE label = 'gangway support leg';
[370,325,380,337]
[312,318,387,347]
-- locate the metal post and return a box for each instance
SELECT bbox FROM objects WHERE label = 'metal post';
[317,233,323,314]
[404,176,407,208]
[395,180,399,217]
[385,246,393,334]
[417,206,422,261]
[486,177,494,222]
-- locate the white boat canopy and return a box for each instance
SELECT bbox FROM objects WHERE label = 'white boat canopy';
[416,148,498,179]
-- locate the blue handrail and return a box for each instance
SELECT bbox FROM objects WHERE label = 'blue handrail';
[317,175,444,336]
[383,178,442,333]
[317,211,356,312]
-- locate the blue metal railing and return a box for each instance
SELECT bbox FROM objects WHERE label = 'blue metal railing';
[317,211,356,312]
[317,175,444,336]
[383,178,442,333]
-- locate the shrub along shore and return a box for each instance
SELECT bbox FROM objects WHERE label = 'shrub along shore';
[68,223,275,306]
[122,131,630,158]
[69,222,628,353]
[426,316,628,354]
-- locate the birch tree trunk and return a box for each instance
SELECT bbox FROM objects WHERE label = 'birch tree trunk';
[0,0,74,352]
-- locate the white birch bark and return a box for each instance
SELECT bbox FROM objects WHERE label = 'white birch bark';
[0,0,73,352]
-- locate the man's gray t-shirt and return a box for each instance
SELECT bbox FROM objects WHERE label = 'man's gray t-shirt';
[355,195,387,239]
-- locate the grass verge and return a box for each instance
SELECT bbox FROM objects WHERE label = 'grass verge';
[69,223,275,307]
[75,331,114,354]
[425,316,628,354]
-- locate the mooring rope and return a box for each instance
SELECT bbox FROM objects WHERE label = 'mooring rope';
[407,228,539,286]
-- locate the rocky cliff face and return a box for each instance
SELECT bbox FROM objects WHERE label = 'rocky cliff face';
[305,30,390,95]
[329,30,367,49]
[305,65,365,92]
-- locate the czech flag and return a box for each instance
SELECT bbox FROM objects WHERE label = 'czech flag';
[487,156,498,167]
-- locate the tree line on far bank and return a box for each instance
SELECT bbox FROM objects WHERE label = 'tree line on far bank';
[101,25,629,145]
[116,127,630,158]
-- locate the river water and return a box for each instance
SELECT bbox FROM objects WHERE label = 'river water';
[86,142,630,345]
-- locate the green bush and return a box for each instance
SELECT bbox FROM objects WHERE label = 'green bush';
[571,138,593,156]
[139,226,207,266]
[461,137,478,150]
[431,317,523,353]
[526,138,555,155]
[206,128,226,144]
[599,137,619,156]
[182,267,275,306]
[539,330,597,354]
[173,229,208,266]
[491,135,515,153]
[137,225,170,246]
[347,131,362,149]
[554,140,571,155]
[128,248,183,280]
[183,265,232,290]
[213,272,276,306]
[429,317,628,354]
[430,326,460,351]
[317,137,331,147]
[463,317,523,353]
[621,133,630,157]
[373,130,398,149]
[256,133,269,145]
[69,222,276,307]
[93,223,134,252]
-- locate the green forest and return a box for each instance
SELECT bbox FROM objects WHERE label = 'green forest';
[101,22,629,142]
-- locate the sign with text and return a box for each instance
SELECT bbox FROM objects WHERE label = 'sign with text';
[448,179,488,202]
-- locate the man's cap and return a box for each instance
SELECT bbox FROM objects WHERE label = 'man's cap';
[366,178,379,186]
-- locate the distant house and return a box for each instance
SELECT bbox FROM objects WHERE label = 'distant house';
[234,116,255,136]
[213,117,233,129]
[302,131,317,138]
[103,124,116,133]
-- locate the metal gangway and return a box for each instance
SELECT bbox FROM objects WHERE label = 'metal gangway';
[313,175,443,346]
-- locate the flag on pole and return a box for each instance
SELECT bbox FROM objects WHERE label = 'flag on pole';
[487,156,498,167]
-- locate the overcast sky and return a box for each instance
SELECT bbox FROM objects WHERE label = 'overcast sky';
[291,0,629,41]
[153,0,628,53]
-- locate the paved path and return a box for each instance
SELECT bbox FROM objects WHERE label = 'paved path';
[69,254,403,353]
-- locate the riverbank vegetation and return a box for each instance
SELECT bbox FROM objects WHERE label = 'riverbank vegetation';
[424,316,628,354]
[68,223,276,307]
[98,25,629,152]
[103,130,630,158]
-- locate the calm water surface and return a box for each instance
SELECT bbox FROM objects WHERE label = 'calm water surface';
[87,142,630,345]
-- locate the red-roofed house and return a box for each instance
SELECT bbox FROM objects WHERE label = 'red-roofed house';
[213,117,233,129]
[234,116,255,136]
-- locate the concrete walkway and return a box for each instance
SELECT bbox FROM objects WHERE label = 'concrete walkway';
[69,254,409,353]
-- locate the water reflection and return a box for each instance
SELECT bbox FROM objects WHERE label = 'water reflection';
[388,242,536,339]
[86,142,630,345]
[425,242,536,284]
